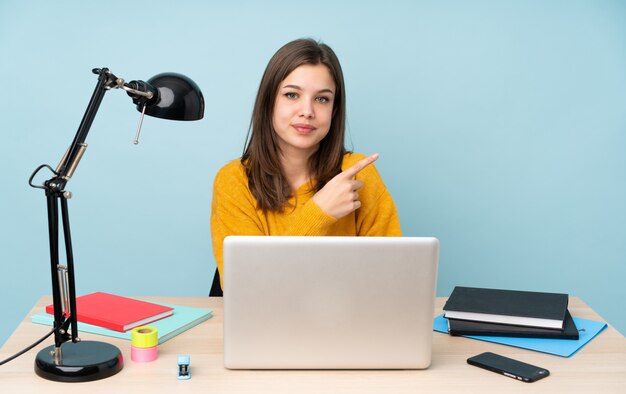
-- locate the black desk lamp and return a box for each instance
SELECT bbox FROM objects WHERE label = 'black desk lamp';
[28,67,204,382]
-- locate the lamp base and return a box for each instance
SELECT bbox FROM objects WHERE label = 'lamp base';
[35,340,123,382]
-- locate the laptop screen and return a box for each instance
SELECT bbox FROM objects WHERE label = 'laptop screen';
[223,236,439,369]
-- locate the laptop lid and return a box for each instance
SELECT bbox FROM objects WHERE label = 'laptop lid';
[223,236,439,369]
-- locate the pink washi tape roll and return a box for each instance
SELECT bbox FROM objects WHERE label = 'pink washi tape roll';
[131,345,158,362]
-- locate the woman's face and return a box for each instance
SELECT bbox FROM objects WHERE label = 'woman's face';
[272,64,336,158]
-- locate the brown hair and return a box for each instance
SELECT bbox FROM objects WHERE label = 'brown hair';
[241,38,348,212]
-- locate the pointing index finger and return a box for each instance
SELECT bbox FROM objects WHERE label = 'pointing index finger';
[342,153,379,178]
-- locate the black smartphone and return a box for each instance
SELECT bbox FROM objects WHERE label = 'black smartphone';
[467,352,550,383]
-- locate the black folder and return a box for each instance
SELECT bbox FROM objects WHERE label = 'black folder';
[447,310,579,339]
[443,286,568,329]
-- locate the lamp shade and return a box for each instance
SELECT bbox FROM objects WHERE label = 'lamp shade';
[141,73,204,121]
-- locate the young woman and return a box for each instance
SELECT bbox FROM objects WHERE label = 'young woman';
[210,38,401,289]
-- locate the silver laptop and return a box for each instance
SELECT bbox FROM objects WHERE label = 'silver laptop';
[223,236,439,369]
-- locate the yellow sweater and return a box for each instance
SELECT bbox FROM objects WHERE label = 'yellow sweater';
[210,152,402,288]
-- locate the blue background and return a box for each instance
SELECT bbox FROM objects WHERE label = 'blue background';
[1,0,624,347]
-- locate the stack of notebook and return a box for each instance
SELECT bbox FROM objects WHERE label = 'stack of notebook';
[443,286,579,339]
[44,292,176,332]
[32,292,213,344]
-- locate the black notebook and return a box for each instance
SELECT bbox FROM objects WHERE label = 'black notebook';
[447,310,579,339]
[443,286,568,329]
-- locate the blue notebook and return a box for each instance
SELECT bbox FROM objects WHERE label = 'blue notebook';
[32,302,212,344]
[433,314,607,357]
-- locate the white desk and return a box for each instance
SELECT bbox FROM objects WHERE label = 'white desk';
[1,296,625,393]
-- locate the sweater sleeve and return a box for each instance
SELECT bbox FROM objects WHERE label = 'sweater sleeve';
[210,162,265,287]
[282,199,339,235]
[210,161,340,288]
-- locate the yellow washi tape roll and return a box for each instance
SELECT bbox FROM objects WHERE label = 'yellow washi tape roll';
[131,326,158,348]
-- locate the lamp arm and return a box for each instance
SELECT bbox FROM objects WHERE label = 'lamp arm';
[41,67,121,352]
[118,80,154,99]
[46,68,117,192]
